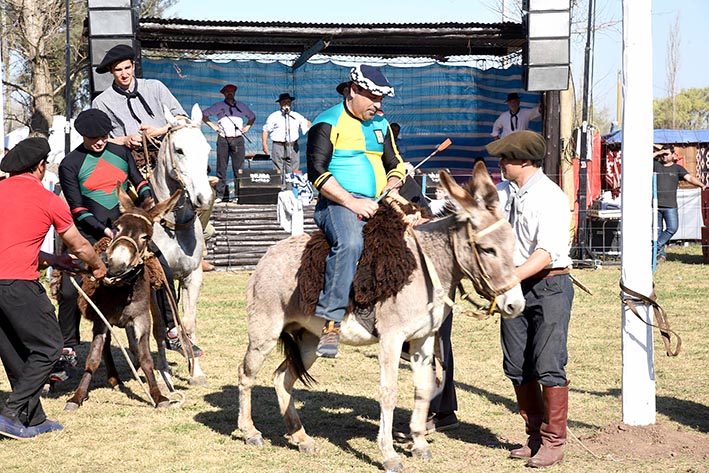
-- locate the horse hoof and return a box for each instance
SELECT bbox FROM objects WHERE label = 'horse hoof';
[298,441,317,454]
[411,446,432,460]
[383,458,404,473]
[64,402,80,412]
[245,435,264,447]
[189,375,207,386]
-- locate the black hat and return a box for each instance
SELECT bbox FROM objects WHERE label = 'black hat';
[336,82,350,95]
[276,93,295,102]
[96,44,135,74]
[505,92,521,102]
[0,137,50,173]
[485,130,546,162]
[74,109,113,138]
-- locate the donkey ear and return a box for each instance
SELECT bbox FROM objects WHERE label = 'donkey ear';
[190,103,202,123]
[469,161,500,210]
[116,181,134,214]
[148,189,182,222]
[439,171,473,208]
[163,105,178,127]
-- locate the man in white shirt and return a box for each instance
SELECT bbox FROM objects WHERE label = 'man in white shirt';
[202,84,256,202]
[262,93,310,176]
[491,92,541,140]
[488,131,573,468]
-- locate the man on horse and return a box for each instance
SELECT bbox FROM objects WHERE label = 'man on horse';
[306,65,406,358]
[0,138,106,439]
[488,131,574,468]
[89,45,203,358]
[51,109,156,382]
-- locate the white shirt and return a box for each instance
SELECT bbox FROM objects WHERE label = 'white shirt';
[497,169,572,268]
[202,100,255,138]
[262,109,309,142]
[491,107,541,139]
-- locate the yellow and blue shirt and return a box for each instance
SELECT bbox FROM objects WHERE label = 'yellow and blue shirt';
[306,102,405,198]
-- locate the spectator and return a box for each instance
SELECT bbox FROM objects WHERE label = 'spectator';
[491,93,541,140]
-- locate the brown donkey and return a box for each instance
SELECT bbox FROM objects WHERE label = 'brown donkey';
[65,185,181,411]
[237,163,526,472]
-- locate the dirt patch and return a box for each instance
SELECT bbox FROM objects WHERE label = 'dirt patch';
[577,422,708,465]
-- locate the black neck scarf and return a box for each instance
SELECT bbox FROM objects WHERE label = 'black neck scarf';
[510,112,519,131]
[224,100,242,116]
[112,80,155,124]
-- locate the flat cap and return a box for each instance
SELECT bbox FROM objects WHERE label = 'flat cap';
[96,44,135,74]
[485,130,546,162]
[74,109,113,138]
[0,137,51,173]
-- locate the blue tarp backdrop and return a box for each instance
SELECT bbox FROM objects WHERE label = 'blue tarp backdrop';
[142,59,541,182]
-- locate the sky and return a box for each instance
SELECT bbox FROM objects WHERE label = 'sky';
[165,0,709,122]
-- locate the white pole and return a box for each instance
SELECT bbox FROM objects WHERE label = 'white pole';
[620,0,655,425]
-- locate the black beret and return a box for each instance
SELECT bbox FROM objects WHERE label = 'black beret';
[485,130,547,162]
[336,81,350,96]
[96,44,135,74]
[74,109,112,138]
[0,137,50,173]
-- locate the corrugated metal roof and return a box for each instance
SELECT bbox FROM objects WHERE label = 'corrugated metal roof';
[138,17,525,59]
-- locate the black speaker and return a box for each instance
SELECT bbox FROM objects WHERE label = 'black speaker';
[589,219,621,255]
[522,0,571,92]
[238,170,282,204]
[87,0,139,97]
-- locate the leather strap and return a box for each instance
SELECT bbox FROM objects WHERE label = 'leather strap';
[530,267,570,280]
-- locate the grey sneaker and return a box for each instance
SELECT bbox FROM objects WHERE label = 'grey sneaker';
[166,328,204,358]
[316,321,341,358]
[49,348,78,383]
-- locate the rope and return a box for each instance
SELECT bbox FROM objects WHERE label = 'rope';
[69,276,157,407]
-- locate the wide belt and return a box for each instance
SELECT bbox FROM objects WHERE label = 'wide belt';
[272,141,297,146]
[530,267,570,280]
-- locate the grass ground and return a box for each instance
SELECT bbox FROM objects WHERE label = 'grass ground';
[0,245,706,472]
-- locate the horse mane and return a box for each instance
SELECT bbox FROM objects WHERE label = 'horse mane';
[296,199,419,315]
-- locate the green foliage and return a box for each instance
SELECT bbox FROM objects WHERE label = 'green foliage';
[653,87,709,129]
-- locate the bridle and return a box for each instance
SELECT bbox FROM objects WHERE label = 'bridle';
[103,212,153,285]
[451,217,520,301]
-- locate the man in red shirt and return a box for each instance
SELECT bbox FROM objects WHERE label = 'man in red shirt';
[0,137,106,439]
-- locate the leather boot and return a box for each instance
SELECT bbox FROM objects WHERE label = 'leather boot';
[526,383,569,468]
[509,380,544,459]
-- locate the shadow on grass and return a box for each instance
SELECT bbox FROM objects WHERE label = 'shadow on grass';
[667,252,705,265]
[197,384,508,468]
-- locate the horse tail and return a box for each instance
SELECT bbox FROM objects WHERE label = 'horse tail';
[277,331,317,388]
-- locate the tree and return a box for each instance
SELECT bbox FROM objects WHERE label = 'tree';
[665,13,681,128]
[653,87,709,130]
[1,0,175,135]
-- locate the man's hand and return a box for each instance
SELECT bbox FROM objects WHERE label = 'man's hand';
[139,124,168,138]
[92,264,107,281]
[346,196,379,220]
[103,227,115,239]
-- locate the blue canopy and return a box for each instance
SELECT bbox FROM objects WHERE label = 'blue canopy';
[603,129,709,144]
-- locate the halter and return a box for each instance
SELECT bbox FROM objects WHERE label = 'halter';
[451,217,520,301]
[103,212,153,285]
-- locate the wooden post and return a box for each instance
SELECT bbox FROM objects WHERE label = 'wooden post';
[620,0,655,425]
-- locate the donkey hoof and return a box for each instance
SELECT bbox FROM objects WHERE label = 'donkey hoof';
[411,446,432,460]
[64,402,80,412]
[383,458,404,473]
[298,441,318,454]
[157,400,171,409]
[245,435,264,447]
[189,375,207,386]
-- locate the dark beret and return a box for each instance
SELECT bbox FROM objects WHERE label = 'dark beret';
[485,130,547,162]
[74,109,112,138]
[96,44,135,74]
[0,137,51,173]
[336,82,350,96]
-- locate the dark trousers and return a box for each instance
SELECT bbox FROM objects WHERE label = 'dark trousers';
[57,242,178,348]
[215,135,246,199]
[429,310,457,415]
[0,280,62,426]
[501,274,574,387]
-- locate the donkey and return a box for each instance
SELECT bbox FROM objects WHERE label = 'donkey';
[149,104,214,386]
[65,185,181,411]
[237,162,526,472]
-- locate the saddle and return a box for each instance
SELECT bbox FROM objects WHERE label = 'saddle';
[78,237,165,320]
[296,198,421,326]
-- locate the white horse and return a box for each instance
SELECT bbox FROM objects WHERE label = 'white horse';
[150,104,213,386]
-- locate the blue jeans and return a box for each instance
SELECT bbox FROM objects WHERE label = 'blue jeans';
[656,207,679,258]
[313,196,367,322]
